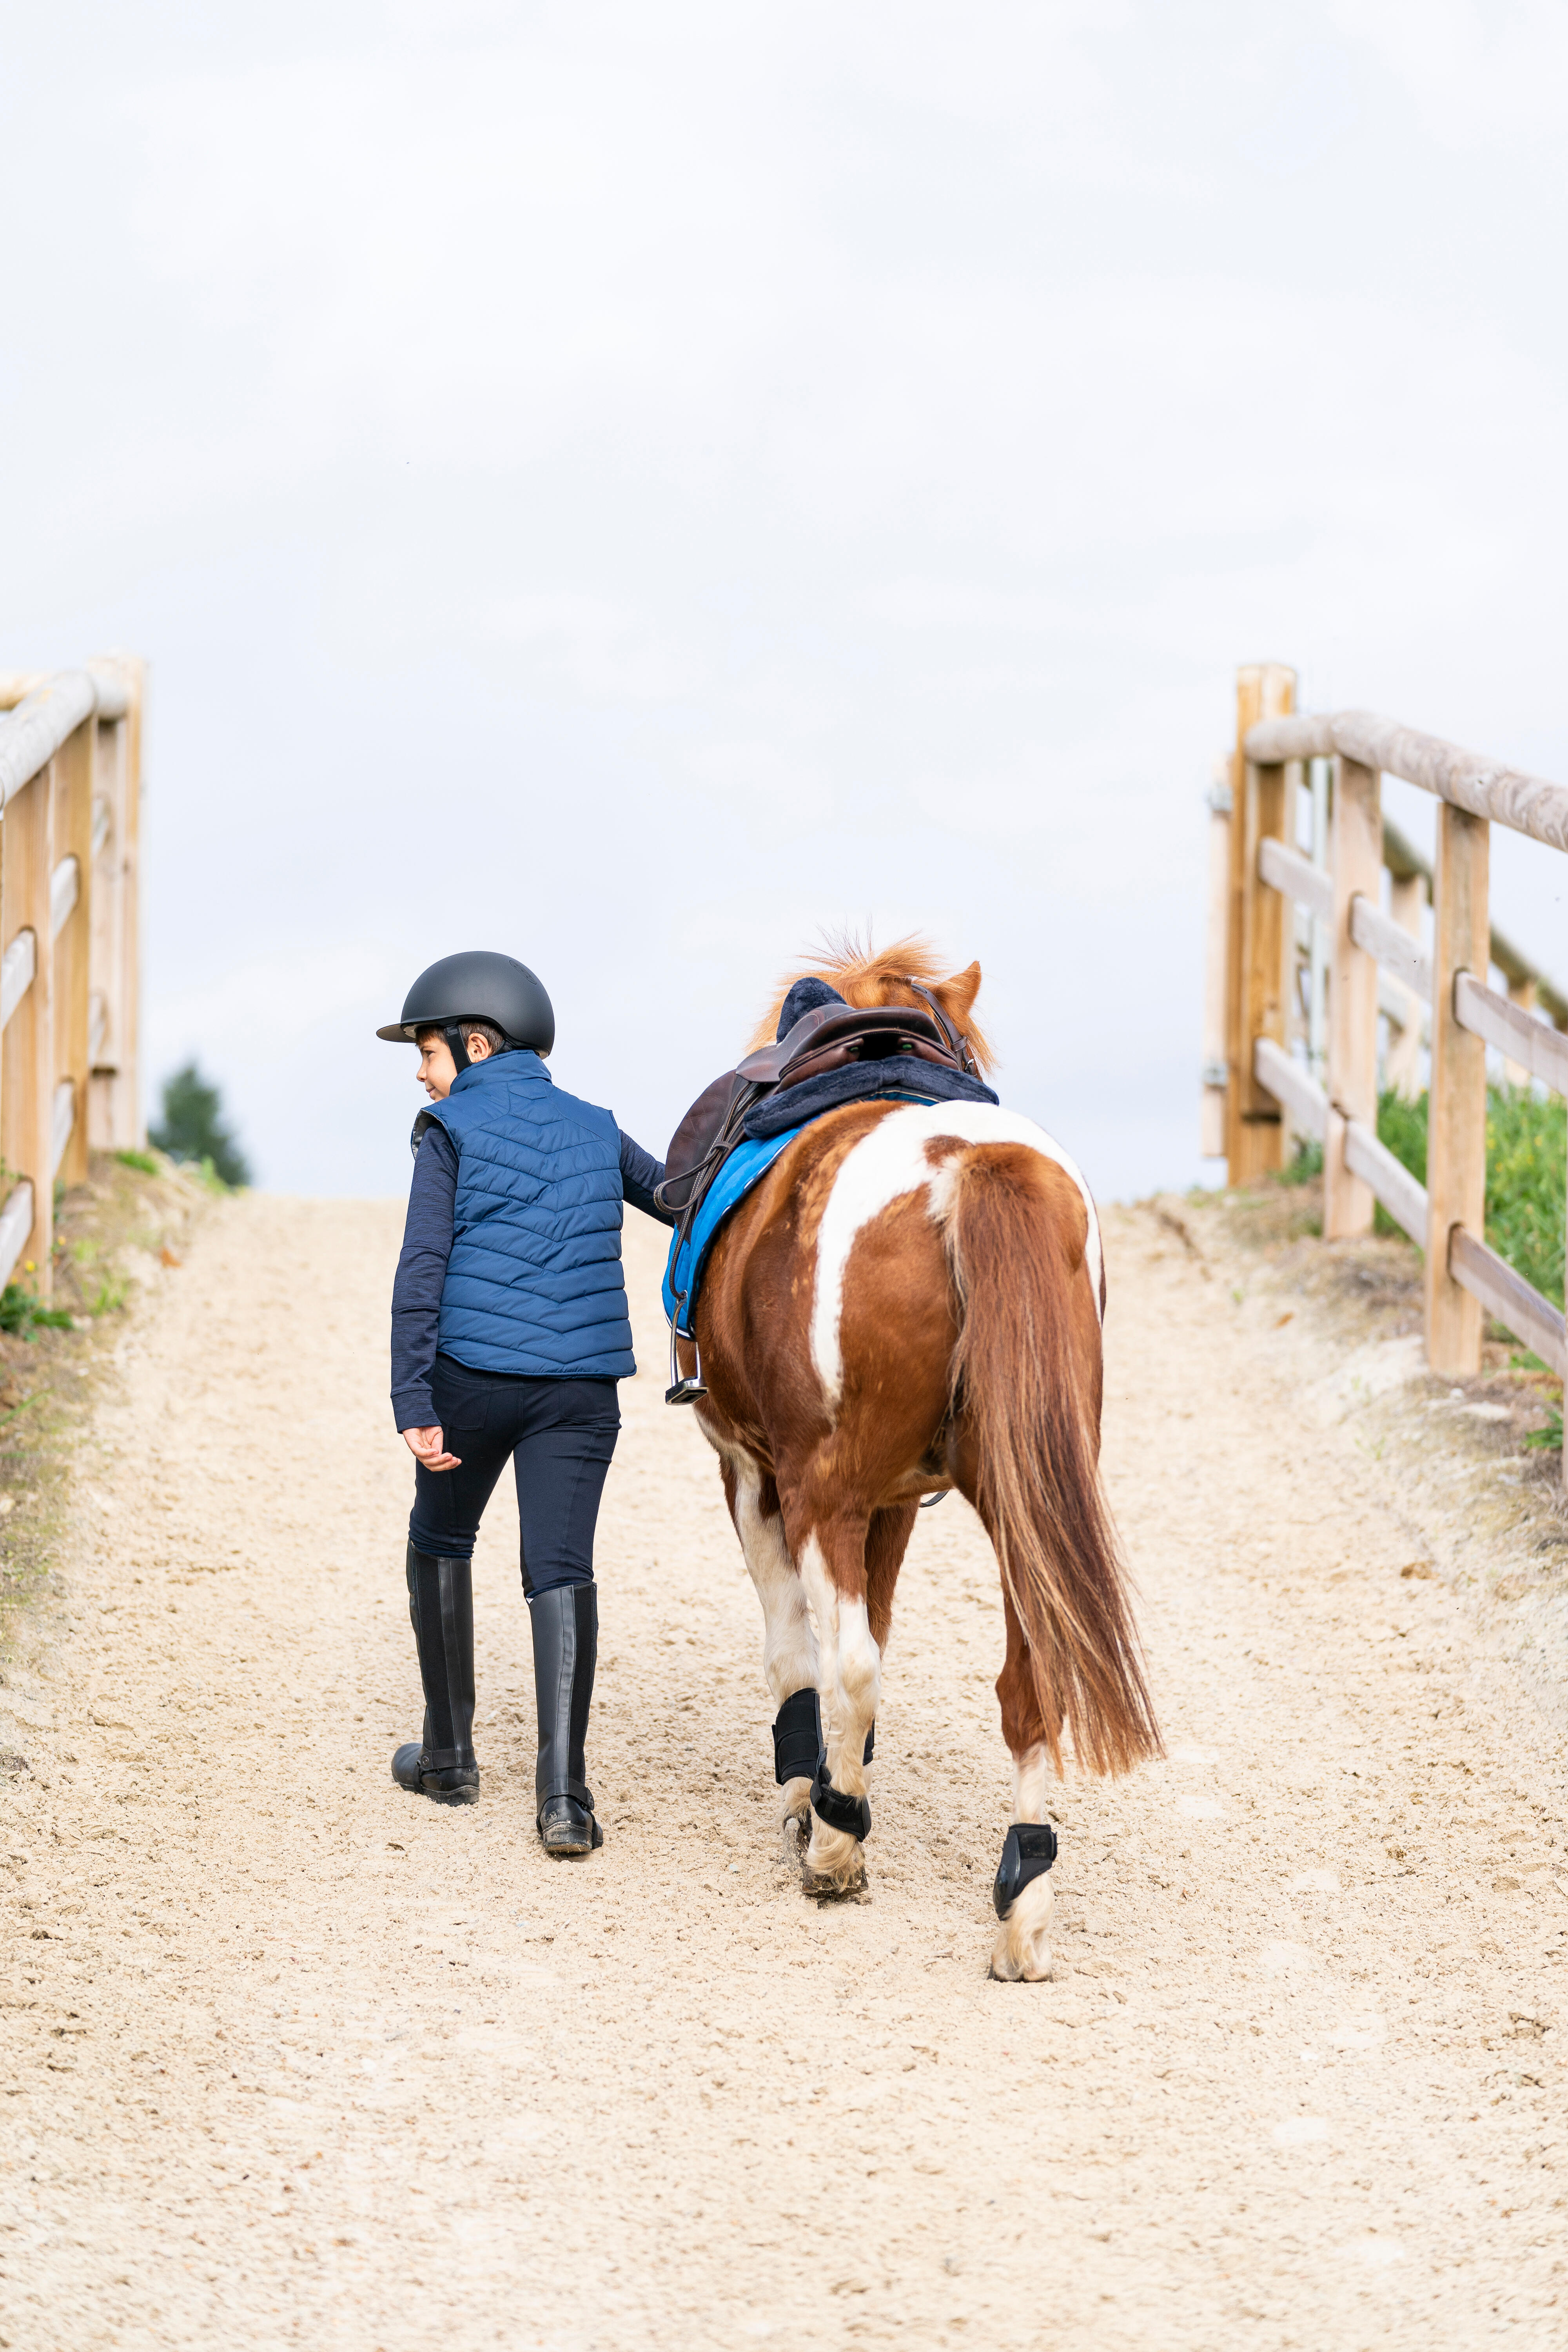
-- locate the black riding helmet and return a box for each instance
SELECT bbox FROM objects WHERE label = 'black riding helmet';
[376,951,555,1075]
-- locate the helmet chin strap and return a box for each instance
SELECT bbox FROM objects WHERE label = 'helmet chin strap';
[441,1023,472,1074]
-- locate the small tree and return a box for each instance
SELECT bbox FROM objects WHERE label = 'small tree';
[149,1062,251,1189]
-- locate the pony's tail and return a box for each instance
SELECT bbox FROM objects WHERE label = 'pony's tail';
[942,1144,1161,1779]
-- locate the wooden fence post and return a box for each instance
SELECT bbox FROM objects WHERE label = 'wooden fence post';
[1323,758,1382,1238]
[1426,804,1490,1375]
[118,661,144,1149]
[51,720,93,1191]
[0,762,56,1296]
[87,657,144,1151]
[1384,869,1425,1100]
[0,664,146,1297]
[1200,764,1231,1158]
[87,714,119,1150]
[1224,662,1296,1184]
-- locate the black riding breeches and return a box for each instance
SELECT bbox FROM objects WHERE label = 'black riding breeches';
[407,1355,620,1595]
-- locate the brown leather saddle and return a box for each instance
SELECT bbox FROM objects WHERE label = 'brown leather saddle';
[656,984,977,1219]
[656,981,980,1403]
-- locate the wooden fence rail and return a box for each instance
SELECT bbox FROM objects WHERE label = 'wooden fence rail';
[0,661,145,1296]
[1203,662,1567,1481]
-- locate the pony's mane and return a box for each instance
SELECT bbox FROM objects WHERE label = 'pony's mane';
[747,931,995,1073]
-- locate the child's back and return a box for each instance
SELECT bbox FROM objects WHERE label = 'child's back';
[379,951,672,1853]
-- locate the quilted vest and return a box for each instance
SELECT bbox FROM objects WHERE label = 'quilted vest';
[422,1053,635,1379]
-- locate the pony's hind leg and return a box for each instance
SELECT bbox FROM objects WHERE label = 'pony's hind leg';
[724,1455,820,1846]
[990,1588,1060,1982]
[865,1499,917,1653]
[795,1512,877,1896]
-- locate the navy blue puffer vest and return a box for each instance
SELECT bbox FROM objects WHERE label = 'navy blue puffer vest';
[421,1053,635,1379]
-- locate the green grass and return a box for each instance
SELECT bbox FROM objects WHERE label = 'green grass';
[0,1284,74,1340]
[185,1155,236,1198]
[1276,1085,1566,1312]
[1370,1085,1566,1310]
[1485,1088,1567,1311]
[115,1143,236,1196]
[89,1271,131,1316]
[1281,1136,1323,1185]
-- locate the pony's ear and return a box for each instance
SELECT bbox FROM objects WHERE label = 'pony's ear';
[940,961,982,1025]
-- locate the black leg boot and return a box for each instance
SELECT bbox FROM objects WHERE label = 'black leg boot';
[392,1543,480,1804]
[530,1583,603,1857]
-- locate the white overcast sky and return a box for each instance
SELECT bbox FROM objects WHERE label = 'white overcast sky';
[3,0,1567,1198]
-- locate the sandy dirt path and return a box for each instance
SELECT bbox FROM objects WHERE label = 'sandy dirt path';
[1,1195,1565,2350]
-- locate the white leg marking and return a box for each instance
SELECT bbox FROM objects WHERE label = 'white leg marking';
[809,1102,1103,1401]
[797,1532,878,1892]
[1012,1740,1049,1824]
[991,1737,1056,1982]
[731,1458,817,1706]
[727,1456,819,1838]
[991,1875,1055,1983]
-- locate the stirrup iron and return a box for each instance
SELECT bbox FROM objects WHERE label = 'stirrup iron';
[665,1307,708,1406]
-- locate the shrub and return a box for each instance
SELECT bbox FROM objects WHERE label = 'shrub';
[114,1148,160,1177]
[1485,1086,1566,1312]
[1369,1086,1566,1310]
[149,1063,250,1189]
[0,1284,74,1339]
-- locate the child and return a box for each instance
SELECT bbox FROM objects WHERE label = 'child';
[378,950,672,1855]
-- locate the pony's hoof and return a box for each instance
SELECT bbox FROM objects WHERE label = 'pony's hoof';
[989,1872,1054,1980]
[803,1863,868,1900]
[802,1818,866,1898]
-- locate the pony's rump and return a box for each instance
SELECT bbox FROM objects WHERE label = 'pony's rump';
[941,1140,1161,1779]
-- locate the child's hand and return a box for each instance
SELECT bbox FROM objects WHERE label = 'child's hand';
[403,1425,461,1473]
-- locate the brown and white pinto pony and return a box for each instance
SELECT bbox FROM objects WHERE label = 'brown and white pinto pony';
[678,939,1160,1980]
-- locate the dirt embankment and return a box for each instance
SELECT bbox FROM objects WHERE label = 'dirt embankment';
[0,1153,212,1661]
[1164,1174,1568,1724]
[0,1184,1564,2350]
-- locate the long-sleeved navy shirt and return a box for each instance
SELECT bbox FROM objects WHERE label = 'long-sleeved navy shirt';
[391,1120,674,1430]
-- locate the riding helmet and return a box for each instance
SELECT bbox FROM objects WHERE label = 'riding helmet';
[376,951,556,1055]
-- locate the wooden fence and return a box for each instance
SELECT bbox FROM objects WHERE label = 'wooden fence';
[0,661,145,1297]
[1202,662,1568,1477]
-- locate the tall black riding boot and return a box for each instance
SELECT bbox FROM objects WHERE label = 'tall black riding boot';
[530,1583,603,1857]
[392,1543,480,1804]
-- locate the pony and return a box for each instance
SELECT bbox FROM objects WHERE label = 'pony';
[676,936,1161,1980]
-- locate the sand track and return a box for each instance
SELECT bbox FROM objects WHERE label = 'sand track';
[1,1194,1564,2349]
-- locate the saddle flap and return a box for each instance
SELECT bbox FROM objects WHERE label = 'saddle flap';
[659,1069,746,1211]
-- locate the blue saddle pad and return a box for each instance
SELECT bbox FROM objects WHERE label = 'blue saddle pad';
[662,1128,808,1338]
